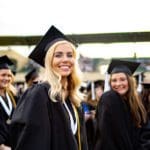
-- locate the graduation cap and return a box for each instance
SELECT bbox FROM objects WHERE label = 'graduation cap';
[11,69,17,76]
[104,59,140,92]
[107,59,140,75]
[25,68,39,83]
[87,80,104,91]
[0,55,14,69]
[134,72,145,93]
[134,72,145,82]
[29,25,75,67]
[87,80,104,100]
[79,82,87,93]
[142,82,150,89]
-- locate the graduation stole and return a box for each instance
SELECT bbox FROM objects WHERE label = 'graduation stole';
[63,101,77,134]
[0,92,13,116]
[64,102,81,150]
[7,90,16,108]
[0,90,16,116]
[74,106,81,150]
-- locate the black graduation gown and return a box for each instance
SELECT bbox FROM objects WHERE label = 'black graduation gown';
[81,102,96,150]
[0,102,10,145]
[0,92,16,145]
[10,82,88,150]
[140,119,150,150]
[85,116,96,150]
[94,90,143,150]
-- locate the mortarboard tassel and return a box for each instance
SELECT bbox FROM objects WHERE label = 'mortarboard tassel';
[137,73,142,93]
[91,81,96,100]
[104,72,110,92]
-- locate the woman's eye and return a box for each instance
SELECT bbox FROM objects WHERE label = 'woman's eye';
[111,79,117,82]
[54,53,62,57]
[67,54,73,57]
[8,75,12,78]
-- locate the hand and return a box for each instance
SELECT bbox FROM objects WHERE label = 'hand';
[90,110,96,117]
[84,113,92,121]
[0,144,11,150]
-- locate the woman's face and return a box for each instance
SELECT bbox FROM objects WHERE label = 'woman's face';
[95,86,103,99]
[110,72,129,96]
[0,69,12,89]
[52,43,75,77]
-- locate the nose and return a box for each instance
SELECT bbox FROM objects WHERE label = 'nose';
[62,55,70,61]
[115,81,121,86]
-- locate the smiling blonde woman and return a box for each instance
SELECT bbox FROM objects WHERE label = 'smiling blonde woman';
[10,26,88,150]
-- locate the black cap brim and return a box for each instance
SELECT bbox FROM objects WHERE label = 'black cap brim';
[142,82,150,89]
[107,59,140,75]
[25,68,39,83]
[0,55,14,69]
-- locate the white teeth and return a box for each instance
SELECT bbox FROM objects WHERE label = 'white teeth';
[60,66,69,69]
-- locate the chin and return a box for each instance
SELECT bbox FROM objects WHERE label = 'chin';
[61,74,71,77]
[61,72,71,77]
[117,91,127,96]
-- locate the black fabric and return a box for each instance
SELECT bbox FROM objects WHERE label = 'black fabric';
[25,68,39,83]
[65,98,76,123]
[140,120,150,150]
[94,90,143,150]
[10,82,88,150]
[142,83,150,89]
[0,103,10,145]
[107,59,140,75]
[0,55,13,69]
[29,25,76,67]
[0,92,16,145]
[86,117,96,150]
[81,101,96,150]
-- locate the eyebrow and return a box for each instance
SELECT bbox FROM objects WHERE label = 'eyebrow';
[54,51,73,54]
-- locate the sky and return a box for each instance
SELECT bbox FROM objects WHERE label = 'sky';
[0,0,150,58]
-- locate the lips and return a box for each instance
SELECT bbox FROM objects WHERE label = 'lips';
[59,65,71,71]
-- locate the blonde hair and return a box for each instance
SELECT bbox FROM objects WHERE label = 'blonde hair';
[6,71,17,96]
[110,74,147,127]
[43,40,82,107]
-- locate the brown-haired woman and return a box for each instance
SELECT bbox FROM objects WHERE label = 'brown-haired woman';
[94,59,147,150]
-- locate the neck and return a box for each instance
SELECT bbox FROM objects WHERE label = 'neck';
[61,77,68,90]
[0,88,6,97]
[61,78,69,101]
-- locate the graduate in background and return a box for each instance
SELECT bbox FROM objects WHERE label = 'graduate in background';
[141,82,150,119]
[94,59,147,150]
[10,25,88,150]
[0,55,17,150]
[15,68,40,100]
[25,68,40,88]
[86,80,104,109]
[82,80,104,122]
[82,80,104,150]
[140,82,150,149]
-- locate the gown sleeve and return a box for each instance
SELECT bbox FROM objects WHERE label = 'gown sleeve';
[0,91,17,145]
[0,109,9,144]
[10,83,51,150]
[140,120,150,150]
